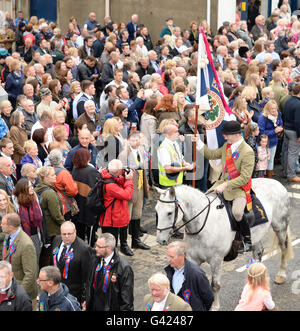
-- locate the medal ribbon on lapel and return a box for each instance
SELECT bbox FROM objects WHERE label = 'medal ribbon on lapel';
[102,265,112,293]
[52,247,59,267]
[183,289,192,305]
[62,251,74,279]
[93,263,101,289]
[225,144,252,211]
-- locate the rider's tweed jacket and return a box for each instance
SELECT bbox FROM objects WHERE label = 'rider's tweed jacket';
[204,140,255,201]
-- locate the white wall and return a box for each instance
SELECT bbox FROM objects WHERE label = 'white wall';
[217,0,236,29]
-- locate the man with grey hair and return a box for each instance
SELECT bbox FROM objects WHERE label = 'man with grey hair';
[0,261,32,311]
[38,266,81,311]
[164,241,214,311]
[84,232,134,311]
[21,98,37,138]
[75,99,101,139]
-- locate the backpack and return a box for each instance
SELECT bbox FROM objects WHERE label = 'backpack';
[85,173,118,224]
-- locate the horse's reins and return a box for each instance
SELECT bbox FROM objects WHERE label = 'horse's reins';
[157,192,218,236]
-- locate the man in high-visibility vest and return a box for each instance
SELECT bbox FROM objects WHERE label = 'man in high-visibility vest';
[157,124,194,188]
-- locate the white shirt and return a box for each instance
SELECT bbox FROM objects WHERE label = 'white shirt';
[57,242,71,261]
[103,252,114,267]
[151,292,169,311]
[230,137,244,154]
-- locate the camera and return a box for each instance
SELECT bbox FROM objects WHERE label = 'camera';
[123,167,131,175]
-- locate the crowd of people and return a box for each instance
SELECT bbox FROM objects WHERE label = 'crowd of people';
[0,0,295,311]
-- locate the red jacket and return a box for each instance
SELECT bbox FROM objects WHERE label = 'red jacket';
[99,169,134,228]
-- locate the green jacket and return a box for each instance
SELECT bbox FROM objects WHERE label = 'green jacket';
[271,83,287,107]
[3,229,38,299]
[35,182,65,238]
[204,141,255,201]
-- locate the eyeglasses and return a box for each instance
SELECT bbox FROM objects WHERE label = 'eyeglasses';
[37,278,49,282]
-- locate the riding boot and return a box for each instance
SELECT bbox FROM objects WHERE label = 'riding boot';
[120,226,134,256]
[237,217,252,253]
[131,219,150,250]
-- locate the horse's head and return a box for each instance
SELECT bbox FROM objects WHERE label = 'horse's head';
[154,186,183,245]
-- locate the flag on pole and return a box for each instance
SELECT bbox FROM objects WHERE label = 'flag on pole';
[196,28,235,160]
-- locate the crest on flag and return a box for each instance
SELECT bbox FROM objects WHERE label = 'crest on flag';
[206,90,226,130]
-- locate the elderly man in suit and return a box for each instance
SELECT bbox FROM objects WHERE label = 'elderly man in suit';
[199,121,255,253]
[165,241,214,311]
[143,273,192,311]
[1,213,38,310]
[0,157,15,197]
[50,221,92,304]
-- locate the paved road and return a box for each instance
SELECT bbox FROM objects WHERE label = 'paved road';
[120,164,300,311]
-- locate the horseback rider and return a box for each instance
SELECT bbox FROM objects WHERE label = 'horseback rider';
[200,121,255,253]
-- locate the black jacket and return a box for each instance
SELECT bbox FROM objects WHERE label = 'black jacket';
[101,62,115,86]
[0,277,32,311]
[77,61,95,82]
[284,95,300,138]
[135,64,156,80]
[165,259,214,311]
[86,249,134,311]
[50,236,93,303]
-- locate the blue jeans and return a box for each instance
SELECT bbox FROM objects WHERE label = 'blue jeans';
[267,145,277,171]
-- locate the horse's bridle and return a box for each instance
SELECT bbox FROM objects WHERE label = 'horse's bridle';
[157,192,218,236]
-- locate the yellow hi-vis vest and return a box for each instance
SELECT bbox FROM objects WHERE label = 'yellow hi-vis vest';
[158,140,183,187]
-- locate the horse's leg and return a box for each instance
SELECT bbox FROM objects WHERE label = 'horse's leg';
[209,256,223,311]
[272,223,294,285]
[252,241,264,261]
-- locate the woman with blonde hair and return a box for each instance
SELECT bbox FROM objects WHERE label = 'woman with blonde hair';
[235,262,277,311]
[246,73,262,102]
[241,86,262,123]
[173,92,187,118]
[96,118,125,169]
[232,96,253,129]
[258,100,283,178]
[20,140,43,169]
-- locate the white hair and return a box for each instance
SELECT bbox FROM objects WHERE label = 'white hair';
[108,159,123,173]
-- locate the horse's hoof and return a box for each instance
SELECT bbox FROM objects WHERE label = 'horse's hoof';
[274,275,286,284]
[211,304,220,311]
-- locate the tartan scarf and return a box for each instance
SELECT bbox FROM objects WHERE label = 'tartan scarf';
[18,201,43,236]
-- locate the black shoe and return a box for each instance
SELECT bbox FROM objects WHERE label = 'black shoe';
[120,244,134,256]
[132,239,150,250]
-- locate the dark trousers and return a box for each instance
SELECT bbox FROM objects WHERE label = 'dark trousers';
[101,226,128,247]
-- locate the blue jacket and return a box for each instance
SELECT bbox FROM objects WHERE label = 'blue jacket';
[258,112,283,148]
[39,283,81,311]
[0,118,8,139]
[85,19,99,31]
[126,22,137,42]
[5,71,24,100]
[120,97,145,126]
[64,143,98,172]
[165,259,214,311]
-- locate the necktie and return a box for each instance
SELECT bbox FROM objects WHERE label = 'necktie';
[101,258,106,273]
[6,177,14,193]
[7,235,11,247]
[59,244,68,262]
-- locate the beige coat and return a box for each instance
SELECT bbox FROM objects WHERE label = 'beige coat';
[204,140,255,201]
[143,292,192,311]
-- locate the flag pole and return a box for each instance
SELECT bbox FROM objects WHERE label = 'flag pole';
[192,104,199,188]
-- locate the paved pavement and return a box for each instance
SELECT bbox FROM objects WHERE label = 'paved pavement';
[117,164,300,311]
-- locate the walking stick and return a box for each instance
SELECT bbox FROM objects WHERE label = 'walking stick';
[192,105,199,188]
[89,225,94,246]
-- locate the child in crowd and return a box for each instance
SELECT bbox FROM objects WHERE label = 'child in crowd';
[255,134,271,178]
[235,261,277,311]
[244,123,259,177]
[259,87,274,109]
